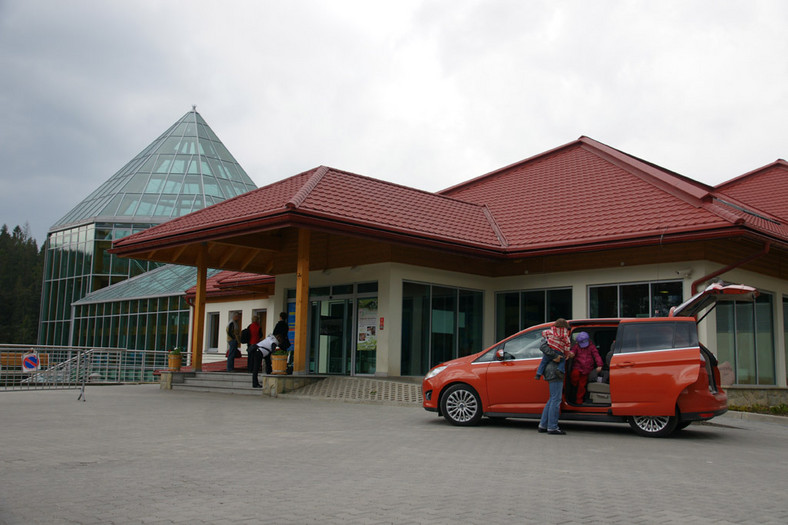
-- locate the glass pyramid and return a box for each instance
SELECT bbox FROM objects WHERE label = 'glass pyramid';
[52,108,257,229]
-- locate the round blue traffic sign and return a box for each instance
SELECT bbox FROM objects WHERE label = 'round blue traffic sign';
[22,353,40,372]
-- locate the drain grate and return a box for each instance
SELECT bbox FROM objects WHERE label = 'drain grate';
[287,377,423,406]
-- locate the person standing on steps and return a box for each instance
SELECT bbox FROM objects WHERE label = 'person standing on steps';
[246,315,262,373]
[226,312,242,372]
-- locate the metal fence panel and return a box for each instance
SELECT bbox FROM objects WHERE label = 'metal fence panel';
[1,345,172,392]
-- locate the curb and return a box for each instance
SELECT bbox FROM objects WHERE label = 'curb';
[720,410,788,427]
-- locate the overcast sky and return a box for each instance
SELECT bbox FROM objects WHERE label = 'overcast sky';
[2,0,786,244]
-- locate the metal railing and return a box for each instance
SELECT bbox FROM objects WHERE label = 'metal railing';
[1,345,174,392]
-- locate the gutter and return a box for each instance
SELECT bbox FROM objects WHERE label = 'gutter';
[691,241,771,294]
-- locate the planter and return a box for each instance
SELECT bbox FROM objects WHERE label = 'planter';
[271,354,287,375]
[168,355,182,371]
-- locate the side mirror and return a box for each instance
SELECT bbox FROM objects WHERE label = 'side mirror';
[495,348,509,361]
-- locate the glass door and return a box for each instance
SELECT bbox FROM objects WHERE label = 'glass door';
[310,299,353,374]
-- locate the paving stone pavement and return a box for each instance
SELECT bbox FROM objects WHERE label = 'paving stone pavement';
[1,384,787,524]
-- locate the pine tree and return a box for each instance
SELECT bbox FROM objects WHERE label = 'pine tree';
[0,224,44,344]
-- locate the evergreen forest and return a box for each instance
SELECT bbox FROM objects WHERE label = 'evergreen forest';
[0,224,44,344]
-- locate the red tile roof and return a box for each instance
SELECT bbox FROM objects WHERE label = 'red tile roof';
[185,271,274,298]
[113,137,788,258]
[114,166,505,254]
[715,160,788,222]
[440,137,733,252]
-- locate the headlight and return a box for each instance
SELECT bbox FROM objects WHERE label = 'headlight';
[425,365,447,380]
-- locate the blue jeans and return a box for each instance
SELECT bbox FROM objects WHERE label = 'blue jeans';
[539,380,563,431]
[226,340,238,371]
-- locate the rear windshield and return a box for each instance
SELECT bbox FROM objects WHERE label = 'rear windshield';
[617,321,698,353]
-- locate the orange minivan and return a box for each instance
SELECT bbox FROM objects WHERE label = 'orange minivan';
[422,283,756,437]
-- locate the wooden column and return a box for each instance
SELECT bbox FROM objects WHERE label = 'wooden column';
[191,246,207,372]
[294,228,310,374]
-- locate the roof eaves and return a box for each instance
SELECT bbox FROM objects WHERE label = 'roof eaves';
[503,223,754,258]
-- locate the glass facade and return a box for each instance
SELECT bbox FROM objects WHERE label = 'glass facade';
[589,280,683,318]
[39,223,160,345]
[784,296,788,382]
[51,110,256,229]
[70,265,221,352]
[401,282,484,376]
[717,292,775,385]
[39,109,256,349]
[495,288,572,340]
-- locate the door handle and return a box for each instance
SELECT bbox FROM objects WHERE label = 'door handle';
[618,361,635,368]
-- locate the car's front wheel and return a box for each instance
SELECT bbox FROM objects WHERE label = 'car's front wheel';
[628,414,678,437]
[441,384,482,426]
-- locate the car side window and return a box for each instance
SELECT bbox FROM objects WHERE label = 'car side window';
[618,321,698,353]
[502,330,544,359]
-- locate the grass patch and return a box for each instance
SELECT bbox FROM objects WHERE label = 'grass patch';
[729,403,788,416]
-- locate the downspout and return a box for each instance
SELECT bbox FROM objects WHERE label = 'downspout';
[691,241,771,294]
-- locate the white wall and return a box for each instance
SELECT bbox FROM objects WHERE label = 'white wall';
[250,259,787,384]
[188,296,277,364]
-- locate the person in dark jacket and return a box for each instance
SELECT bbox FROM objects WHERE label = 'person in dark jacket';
[246,315,262,372]
[273,312,290,350]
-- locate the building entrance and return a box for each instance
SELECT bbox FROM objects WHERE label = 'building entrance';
[289,282,378,376]
[310,298,353,374]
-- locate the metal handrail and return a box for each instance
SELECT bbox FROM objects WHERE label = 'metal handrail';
[1,345,175,392]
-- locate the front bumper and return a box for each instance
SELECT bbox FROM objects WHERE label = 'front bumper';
[422,379,439,412]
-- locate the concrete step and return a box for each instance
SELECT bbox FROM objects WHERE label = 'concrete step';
[175,384,262,395]
[172,371,258,394]
[182,375,254,388]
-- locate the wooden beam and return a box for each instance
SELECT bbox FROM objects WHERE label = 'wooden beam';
[191,245,207,372]
[239,248,263,271]
[218,245,238,267]
[212,240,281,252]
[294,228,310,374]
[170,244,188,264]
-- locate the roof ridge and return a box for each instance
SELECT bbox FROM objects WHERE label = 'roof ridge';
[577,137,711,205]
[709,194,783,225]
[482,205,508,248]
[286,166,330,209]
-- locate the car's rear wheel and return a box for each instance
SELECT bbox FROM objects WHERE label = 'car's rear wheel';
[441,384,482,426]
[628,414,678,437]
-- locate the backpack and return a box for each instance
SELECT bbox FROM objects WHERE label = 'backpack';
[240,327,251,344]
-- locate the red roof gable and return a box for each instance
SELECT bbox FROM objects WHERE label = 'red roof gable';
[440,137,731,252]
[114,166,505,254]
[715,160,788,222]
